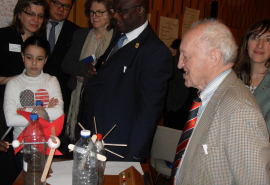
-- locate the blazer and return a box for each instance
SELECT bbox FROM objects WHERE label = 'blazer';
[251,68,270,134]
[43,20,80,112]
[82,23,173,161]
[176,71,270,185]
[0,26,25,104]
[61,28,118,91]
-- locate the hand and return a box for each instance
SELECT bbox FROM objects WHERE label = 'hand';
[85,62,97,78]
[17,107,26,112]
[76,76,84,83]
[0,140,9,152]
[48,97,59,108]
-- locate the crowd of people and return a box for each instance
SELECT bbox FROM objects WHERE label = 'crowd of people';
[0,0,270,184]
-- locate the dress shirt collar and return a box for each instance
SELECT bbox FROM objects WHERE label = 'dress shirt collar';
[46,19,65,41]
[199,68,232,115]
[122,20,148,46]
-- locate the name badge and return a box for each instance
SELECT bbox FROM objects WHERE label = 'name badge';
[9,44,21,52]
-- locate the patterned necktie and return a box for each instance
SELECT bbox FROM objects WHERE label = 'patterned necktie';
[107,34,127,60]
[171,92,201,185]
[48,21,59,54]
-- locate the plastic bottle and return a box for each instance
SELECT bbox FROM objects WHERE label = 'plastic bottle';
[73,130,98,185]
[95,134,106,185]
[23,114,46,185]
[31,101,50,122]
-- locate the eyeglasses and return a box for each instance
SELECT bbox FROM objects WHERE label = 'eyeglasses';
[22,10,45,19]
[51,0,72,11]
[115,5,142,15]
[90,10,108,17]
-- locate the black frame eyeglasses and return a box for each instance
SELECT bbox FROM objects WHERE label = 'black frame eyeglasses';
[22,10,45,19]
[115,5,142,15]
[90,10,108,17]
[51,0,72,11]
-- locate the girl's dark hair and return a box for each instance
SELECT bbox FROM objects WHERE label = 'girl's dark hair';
[233,19,270,85]
[22,36,50,57]
[10,0,50,36]
[84,0,116,30]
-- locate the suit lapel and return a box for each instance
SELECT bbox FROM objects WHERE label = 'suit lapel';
[177,71,237,184]
[51,20,69,55]
[98,24,152,82]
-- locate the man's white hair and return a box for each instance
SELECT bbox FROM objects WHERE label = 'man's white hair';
[191,19,238,64]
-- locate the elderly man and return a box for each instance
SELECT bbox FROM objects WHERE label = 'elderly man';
[82,0,172,161]
[172,19,270,184]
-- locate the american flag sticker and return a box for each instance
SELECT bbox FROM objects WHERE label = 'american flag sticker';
[35,89,49,108]
[20,90,35,107]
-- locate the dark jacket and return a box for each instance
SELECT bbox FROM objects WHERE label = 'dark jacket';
[82,23,173,161]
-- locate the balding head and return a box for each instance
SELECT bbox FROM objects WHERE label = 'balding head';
[191,19,238,65]
[178,19,236,90]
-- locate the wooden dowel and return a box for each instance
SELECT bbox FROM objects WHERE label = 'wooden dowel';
[41,126,56,182]
[103,124,116,140]
[41,148,55,182]
[104,143,127,146]
[94,117,97,134]
[105,148,124,158]
[78,122,85,130]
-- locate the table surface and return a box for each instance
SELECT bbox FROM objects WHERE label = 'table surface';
[13,160,153,185]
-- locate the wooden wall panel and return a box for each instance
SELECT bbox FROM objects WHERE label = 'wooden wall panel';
[191,0,199,9]
[231,11,237,28]
[240,0,245,14]
[204,2,211,18]
[217,6,223,20]
[222,8,229,24]
[68,0,270,45]
[198,0,205,19]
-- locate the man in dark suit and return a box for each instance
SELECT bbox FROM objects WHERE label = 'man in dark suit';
[43,0,80,157]
[82,0,173,161]
[43,0,80,113]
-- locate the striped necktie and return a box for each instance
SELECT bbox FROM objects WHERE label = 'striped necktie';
[171,92,201,185]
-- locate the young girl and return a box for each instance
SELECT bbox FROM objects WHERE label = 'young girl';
[3,36,64,171]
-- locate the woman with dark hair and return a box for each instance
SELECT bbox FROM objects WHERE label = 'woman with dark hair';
[0,0,49,85]
[234,19,270,133]
[62,0,118,141]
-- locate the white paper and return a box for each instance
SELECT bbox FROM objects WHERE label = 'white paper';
[158,16,179,54]
[23,161,28,172]
[0,0,17,28]
[46,160,144,184]
[104,161,144,175]
[9,43,21,52]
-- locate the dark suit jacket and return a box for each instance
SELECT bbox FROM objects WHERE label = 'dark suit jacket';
[82,23,173,161]
[61,28,118,91]
[43,20,80,112]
